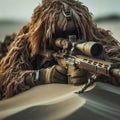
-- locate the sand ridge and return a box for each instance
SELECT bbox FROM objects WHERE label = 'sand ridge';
[0,83,95,120]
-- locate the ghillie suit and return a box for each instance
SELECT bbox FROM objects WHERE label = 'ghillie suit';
[0,0,120,100]
[0,33,16,59]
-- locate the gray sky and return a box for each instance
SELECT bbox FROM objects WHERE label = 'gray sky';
[0,0,120,21]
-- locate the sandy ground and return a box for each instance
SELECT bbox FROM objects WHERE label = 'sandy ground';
[0,20,120,120]
[0,84,95,120]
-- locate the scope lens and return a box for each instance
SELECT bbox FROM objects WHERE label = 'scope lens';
[91,43,103,57]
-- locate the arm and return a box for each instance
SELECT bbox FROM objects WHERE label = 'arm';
[0,35,68,99]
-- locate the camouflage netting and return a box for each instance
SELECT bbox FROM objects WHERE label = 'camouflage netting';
[0,0,120,99]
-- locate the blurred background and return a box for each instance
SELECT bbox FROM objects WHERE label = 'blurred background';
[0,0,120,39]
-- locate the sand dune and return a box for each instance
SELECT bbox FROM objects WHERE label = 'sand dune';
[0,84,95,120]
[0,83,120,120]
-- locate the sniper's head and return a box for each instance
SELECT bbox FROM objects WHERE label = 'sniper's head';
[30,0,96,56]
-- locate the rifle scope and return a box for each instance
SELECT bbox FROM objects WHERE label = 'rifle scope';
[76,42,103,57]
[55,38,103,57]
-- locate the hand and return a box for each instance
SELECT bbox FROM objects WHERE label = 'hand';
[38,65,68,84]
[50,65,68,84]
[68,66,89,85]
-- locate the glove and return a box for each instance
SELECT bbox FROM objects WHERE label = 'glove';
[34,65,68,84]
[68,66,89,85]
